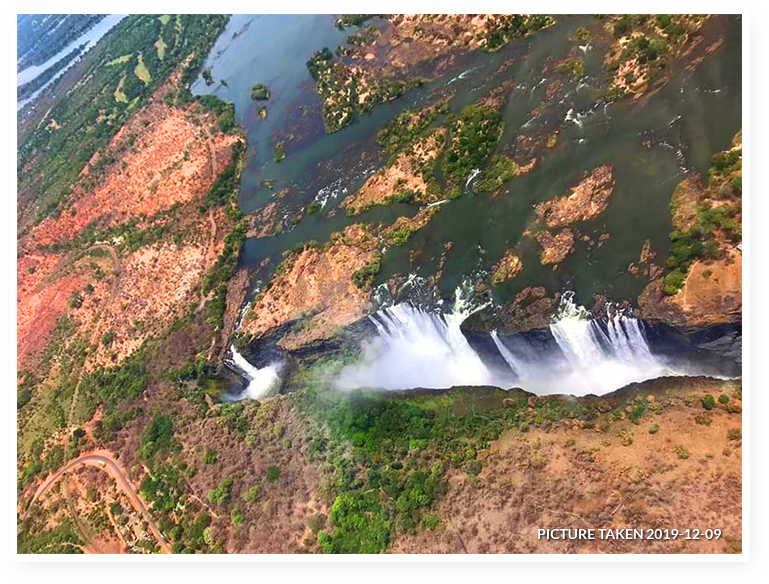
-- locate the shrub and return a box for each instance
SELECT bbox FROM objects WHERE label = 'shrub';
[351,252,382,290]
[477,155,517,192]
[447,185,463,200]
[620,430,634,446]
[139,413,175,461]
[68,292,83,309]
[230,508,244,526]
[719,394,730,404]
[273,141,286,162]
[198,95,237,134]
[624,34,667,63]
[421,512,441,530]
[569,27,592,43]
[701,394,716,410]
[376,101,447,156]
[555,57,585,79]
[203,449,218,464]
[648,424,659,434]
[628,403,645,424]
[727,429,741,441]
[466,459,482,476]
[675,446,690,459]
[306,47,333,80]
[442,105,504,186]
[613,15,633,38]
[243,484,263,503]
[17,386,33,410]
[208,477,234,505]
[335,15,378,29]
[266,465,280,482]
[656,15,673,29]
[250,83,270,100]
[308,513,327,534]
[478,15,554,51]
[605,85,627,101]
[384,189,418,205]
[318,491,390,553]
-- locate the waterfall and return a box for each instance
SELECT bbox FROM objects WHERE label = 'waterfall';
[229,345,283,400]
[335,283,495,390]
[490,330,538,380]
[549,297,609,368]
[491,293,681,395]
[335,286,695,396]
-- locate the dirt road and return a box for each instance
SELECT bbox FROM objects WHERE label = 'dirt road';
[28,450,172,554]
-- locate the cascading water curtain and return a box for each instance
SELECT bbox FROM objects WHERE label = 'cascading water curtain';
[336,288,689,396]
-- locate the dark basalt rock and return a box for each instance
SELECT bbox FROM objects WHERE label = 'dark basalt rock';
[685,322,742,366]
[464,326,556,375]
[240,332,288,369]
[643,320,742,377]
[463,329,509,372]
[217,361,248,395]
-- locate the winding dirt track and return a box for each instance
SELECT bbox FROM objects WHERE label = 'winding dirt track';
[36,243,120,293]
[28,450,172,554]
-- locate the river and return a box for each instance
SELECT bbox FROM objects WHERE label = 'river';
[17,14,127,110]
[193,15,741,311]
[192,15,741,397]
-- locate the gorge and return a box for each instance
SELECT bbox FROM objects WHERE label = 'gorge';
[228,286,740,399]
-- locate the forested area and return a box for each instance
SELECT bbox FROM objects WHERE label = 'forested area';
[18,14,230,227]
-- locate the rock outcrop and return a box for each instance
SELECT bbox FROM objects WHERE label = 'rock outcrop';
[535,165,615,228]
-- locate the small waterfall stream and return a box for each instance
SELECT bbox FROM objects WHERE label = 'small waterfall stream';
[229,345,283,399]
